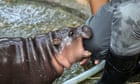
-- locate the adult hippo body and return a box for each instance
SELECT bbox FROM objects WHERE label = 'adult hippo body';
[0,25,92,84]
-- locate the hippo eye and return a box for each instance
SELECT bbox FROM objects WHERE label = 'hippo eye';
[69,31,73,37]
[52,38,61,46]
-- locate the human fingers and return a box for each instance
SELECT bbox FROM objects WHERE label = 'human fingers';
[79,50,91,65]
[94,59,100,65]
[83,50,92,57]
[80,58,89,65]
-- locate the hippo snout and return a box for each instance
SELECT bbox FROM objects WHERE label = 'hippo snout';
[68,25,93,39]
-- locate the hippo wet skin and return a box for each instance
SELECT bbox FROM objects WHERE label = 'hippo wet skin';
[0,25,92,84]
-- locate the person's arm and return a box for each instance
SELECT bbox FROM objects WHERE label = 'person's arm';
[84,0,110,65]
[89,0,109,15]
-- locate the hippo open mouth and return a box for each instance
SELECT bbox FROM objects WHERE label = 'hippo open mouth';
[0,25,92,84]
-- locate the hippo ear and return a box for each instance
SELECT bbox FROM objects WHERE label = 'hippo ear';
[52,38,62,45]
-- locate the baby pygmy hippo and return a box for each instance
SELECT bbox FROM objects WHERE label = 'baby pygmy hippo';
[0,25,92,84]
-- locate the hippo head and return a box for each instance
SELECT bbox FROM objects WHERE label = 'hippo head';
[50,25,92,54]
[38,25,92,83]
